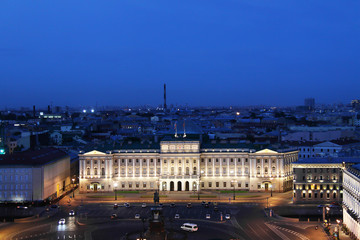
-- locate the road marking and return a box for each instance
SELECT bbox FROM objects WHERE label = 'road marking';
[265,223,291,240]
[247,223,261,238]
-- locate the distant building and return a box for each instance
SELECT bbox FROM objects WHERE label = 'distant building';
[79,138,298,193]
[296,141,342,159]
[351,99,360,111]
[292,158,360,204]
[343,164,360,237]
[0,148,70,202]
[304,98,315,111]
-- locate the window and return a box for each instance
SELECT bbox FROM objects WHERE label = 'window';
[258,184,261,189]
[223,159,226,163]
[216,159,219,162]
[209,159,211,163]
[245,183,249,188]
[194,160,196,164]
[171,160,174,163]
[245,158,248,162]
[87,168,90,175]
[129,182,132,188]
[223,182,227,187]
[208,182,212,187]
[143,182,146,188]
[230,158,233,163]
[257,159,260,163]
[257,166,260,174]
[326,193,330,198]
[315,192,318,198]
[94,160,97,164]
[265,167,268,174]
[216,182,219,187]
[122,159,125,163]
[238,183,241,188]
[122,182,125,188]
[265,159,268,163]
[223,168,226,174]
[193,167,197,175]
[333,192,336,198]
[115,168,118,174]
[186,167,190,175]
[101,168,105,175]
[320,192,323,198]
[87,160,90,164]
[136,182,139,188]
[201,158,204,163]
[151,159,153,163]
[94,168,98,175]
[201,182,204,187]
[302,193,305,198]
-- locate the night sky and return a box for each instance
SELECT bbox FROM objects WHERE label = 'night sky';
[1,1,359,108]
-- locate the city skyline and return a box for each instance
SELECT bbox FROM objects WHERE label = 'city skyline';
[1,1,360,107]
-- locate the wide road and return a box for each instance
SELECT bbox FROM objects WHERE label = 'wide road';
[0,199,327,240]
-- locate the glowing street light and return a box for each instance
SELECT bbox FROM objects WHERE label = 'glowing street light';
[82,109,86,113]
[114,183,118,200]
[72,178,75,198]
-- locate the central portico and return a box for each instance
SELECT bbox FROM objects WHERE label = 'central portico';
[159,140,200,192]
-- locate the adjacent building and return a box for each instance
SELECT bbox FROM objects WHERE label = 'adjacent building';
[79,138,298,193]
[343,164,360,237]
[292,158,360,204]
[0,148,70,202]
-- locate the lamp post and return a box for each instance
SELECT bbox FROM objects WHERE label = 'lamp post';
[114,183,118,200]
[270,184,273,197]
[72,178,75,198]
[231,179,237,201]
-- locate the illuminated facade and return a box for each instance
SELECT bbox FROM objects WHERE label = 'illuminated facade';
[79,140,298,193]
[292,159,343,204]
[343,164,360,237]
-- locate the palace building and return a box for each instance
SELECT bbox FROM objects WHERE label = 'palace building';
[79,138,298,193]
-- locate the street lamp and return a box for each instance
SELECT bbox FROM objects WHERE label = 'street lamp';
[114,183,118,200]
[270,184,273,197]
[231,180,237,201]
[72,178,75,198]
[198,170,204,200]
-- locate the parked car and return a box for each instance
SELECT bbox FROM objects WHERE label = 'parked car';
[170,203,176,208]
[204,203,209,208]
[58,218,66,225]
[159,203,163,208]
[135,214,140,219]
[214,206,219,212]
[69,210,75,216]
[111,214,117,219]
[175,214,180,219]
[124,203,130,208]
[206,214,211,219]
[201,201,206,206]
[225,214,231,220]
[181,223,198,232]
[213,202,218,206]
[113,204,118,209]
[141,203,147,208]
[186,203,192,208]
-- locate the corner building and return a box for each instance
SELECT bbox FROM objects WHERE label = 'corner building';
[79,140,298,193]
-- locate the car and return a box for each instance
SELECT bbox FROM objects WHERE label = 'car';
[16,206,28,210]
[175,214,180,219]
[181,223,198,232]
[111,214,117,219]
[124,203,130,208]
[206,214,211,219]
[214,206,219,212]
[69,210,75,216]
[159,203,163,208]
[186,203,192,208]
[204,203,209,208]
[135,214,140,219]
[114,204,118,209]
[225,214,231,220]
[170,203,176,208]
[141,203,147,208]
[213,202,218,206]
[201,201,206,206]
[58,218,66,225]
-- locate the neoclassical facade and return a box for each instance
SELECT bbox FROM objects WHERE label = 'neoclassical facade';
[79,140,298,193]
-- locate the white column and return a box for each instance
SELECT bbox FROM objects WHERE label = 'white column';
[190,158,193,175]
[147,159,149,177]
[220,157,222,177]
[276,159,279,177]
[227,158,230,176]
[105,160,108,178]
[140,159,142,178]
[155,158,157,177]
[233,158,236,177]
[133,160,135,178]
[91,159,93,175]
[242,158,244,176]
[249,158,252,177]
[79,160,83,178]
[126,159,128,177]
[212,158,215,177]
[269,159,271,177]
[205,158,208,177]
[98,160,100,178]
[182,158,185,176]
[118,159,120,178]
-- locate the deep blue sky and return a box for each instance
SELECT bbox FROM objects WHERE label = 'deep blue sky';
[1,1,359,108]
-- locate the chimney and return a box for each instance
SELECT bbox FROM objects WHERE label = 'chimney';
[164,84,167,111]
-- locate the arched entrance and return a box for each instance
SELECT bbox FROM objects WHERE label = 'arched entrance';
[264,183,269,191]
[177,181,182,191]
[185,181,189,191]
[170,181,174,191]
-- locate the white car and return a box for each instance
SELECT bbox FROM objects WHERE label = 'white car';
[206,214,210,219]
[124,203,130,208]
[69,210,75,216]
[175,214,180,219]
[58,218,66,225]
[225,214,230,220]
[141,203,147,208]
[135,214,140,219]
[181,223,198,232]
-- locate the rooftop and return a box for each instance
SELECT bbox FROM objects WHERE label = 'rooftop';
[0,148,68,166]
[293,157,360,165]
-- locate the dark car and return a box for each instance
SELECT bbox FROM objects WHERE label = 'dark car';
[170,203,176,208]
[114,204,118,209]
[201,201,206,206]
[204,204,209,208]
[214,206,219,212]
[187,203,192,208]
